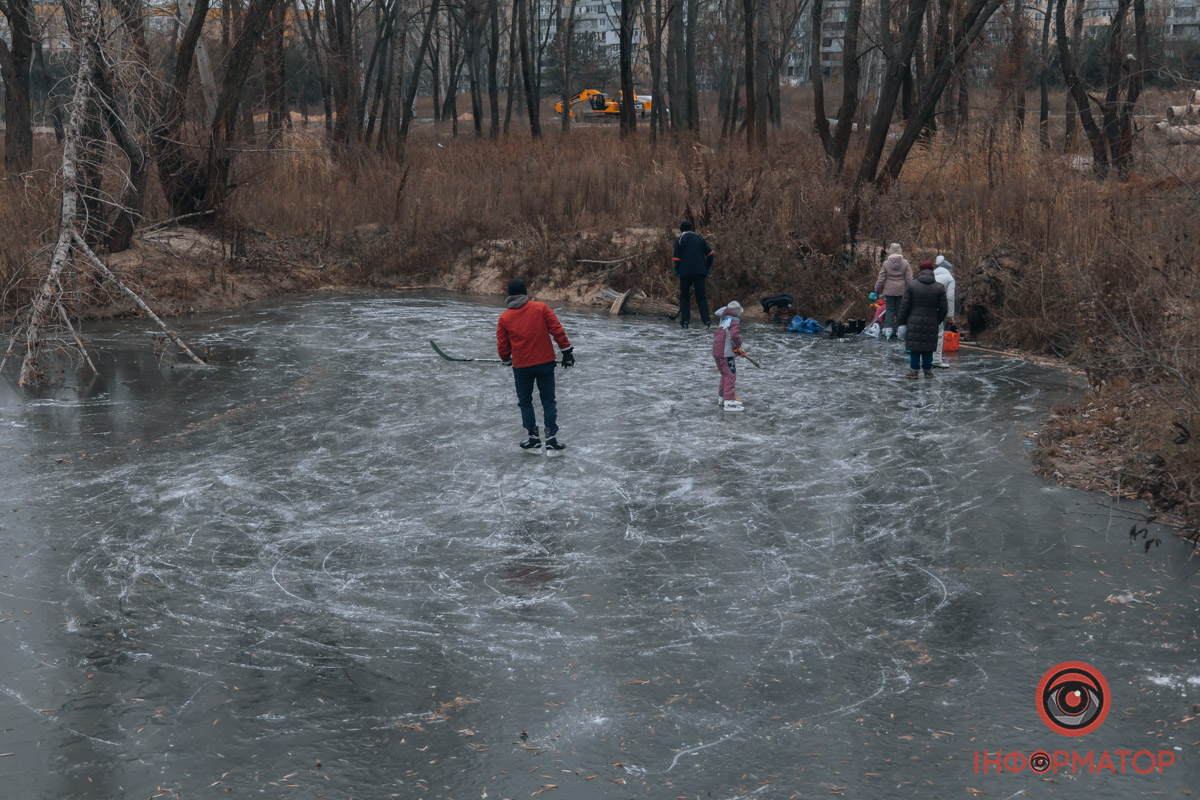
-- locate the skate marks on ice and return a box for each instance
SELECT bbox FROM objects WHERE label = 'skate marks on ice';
[0,295,1195,798]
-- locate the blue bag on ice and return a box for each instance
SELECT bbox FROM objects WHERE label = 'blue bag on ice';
[786,316,824,334]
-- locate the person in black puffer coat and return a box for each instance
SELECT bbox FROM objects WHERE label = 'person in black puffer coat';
[897,260,948,379]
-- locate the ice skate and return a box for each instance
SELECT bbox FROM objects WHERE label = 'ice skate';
[520,428,542,452]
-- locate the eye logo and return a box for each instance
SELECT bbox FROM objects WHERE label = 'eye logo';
[1036,661,1110,736]
[1029,751,1051,773]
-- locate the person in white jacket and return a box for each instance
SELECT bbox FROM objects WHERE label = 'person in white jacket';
[933,255,957,367]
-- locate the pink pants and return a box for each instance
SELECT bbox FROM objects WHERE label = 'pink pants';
[715,356,737,400]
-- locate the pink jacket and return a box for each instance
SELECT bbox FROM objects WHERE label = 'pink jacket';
[712,314,742,359]
[875,255,913,296]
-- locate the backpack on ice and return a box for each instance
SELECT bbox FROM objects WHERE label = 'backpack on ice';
[786,316,824,334]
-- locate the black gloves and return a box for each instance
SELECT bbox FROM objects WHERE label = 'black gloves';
[561,347,575,369]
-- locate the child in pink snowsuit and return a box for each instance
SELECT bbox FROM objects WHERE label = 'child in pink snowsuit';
[713,301,744,410]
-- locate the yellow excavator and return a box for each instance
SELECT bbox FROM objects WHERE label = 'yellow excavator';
[555,89,653,120]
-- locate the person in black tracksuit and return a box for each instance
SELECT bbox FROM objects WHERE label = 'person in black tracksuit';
[672,221,714,328]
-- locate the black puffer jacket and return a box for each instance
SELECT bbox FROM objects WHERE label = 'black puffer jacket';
[898,270,947,353]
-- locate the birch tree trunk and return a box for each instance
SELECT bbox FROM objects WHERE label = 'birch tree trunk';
[19,0,97,386]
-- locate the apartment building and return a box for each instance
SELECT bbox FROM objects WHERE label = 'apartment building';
[537,0,641,59]
[784,0,1188,84]
[1166,1,1200,39]
[785,0,851,81]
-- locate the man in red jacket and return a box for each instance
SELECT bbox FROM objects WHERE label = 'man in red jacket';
[497,278,575,452]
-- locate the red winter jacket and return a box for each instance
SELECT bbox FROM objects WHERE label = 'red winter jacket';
[497,299,572,368]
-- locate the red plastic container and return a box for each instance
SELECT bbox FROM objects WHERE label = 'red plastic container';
[943,331,960,352]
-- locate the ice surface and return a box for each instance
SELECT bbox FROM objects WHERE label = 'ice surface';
[0,293,1197,798]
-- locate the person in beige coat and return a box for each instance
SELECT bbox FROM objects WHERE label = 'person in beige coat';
[872,243,913,340]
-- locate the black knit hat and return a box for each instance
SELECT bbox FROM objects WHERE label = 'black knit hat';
[507,278,527,296]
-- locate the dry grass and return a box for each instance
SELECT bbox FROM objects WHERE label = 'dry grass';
[0,167,60,322]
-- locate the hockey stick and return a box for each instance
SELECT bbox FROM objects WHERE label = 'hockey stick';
[430,339,505,363]
[735,349,763,369]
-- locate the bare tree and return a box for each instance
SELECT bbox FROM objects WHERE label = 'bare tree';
[488,0,501,137]
[752,0,768,144]
[399,0,445,150]
[325,0,361,145]
[812,0,830,150]
[205,0,283,208]
[364,0,400,143]
[619,0,638,135]
[878,0,1003,187]
[264,0,292,139]
[767,0,809,127]
[0,0,35,173]
[643,0,670,141]
[517,0,542,136]
[742,0,758,150]
[1037,0,1053,149]
[1010,0,1027,130]
[13,0,206,386]
[830,0,863,171]
[1063,0,1084,149]
[686,0,700,130]
[667,0,687,130]
[150,0,215,216]
[1100,0,1146,177]
[1056,0,1110,175]
[855,0,931,184]
[559,0,580,132]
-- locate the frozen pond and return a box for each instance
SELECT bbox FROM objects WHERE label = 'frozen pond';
[1,293,1197,798]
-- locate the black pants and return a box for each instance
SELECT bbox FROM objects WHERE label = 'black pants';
[678,275,710,326]
[513,361,557,435]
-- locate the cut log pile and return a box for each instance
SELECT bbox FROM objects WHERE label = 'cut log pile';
[1155,89,1200,146]
[597,287,679,319]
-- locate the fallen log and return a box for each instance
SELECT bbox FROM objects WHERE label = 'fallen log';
[1166,105,1200,124]
[598,287,679,319]
[71,232,208,368]
[1165,125,1200,145]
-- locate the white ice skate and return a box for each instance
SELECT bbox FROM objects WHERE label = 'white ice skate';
[722,399,745,412]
